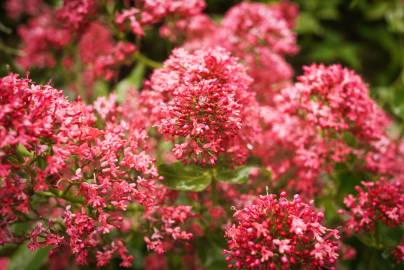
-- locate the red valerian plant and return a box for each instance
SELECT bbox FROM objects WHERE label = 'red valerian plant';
[0,74,193,267]
[0,0,403,269]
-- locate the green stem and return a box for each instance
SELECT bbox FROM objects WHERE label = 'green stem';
[210,168,218,204]
[36,189,83,205]
[0,42,21,55]
[134,53,162,69]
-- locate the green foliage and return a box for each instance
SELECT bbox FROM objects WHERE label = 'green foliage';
[216,165,256,184]
[116,62,145,102]
[159,162,212,192]
[7,245,49,270]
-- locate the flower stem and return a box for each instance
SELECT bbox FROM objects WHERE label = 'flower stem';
[134,53,162,69]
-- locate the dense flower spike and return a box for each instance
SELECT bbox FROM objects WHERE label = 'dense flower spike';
[220,2,298,56]
[339,180,404,233]
[225,193,340,269]
[145,47,261,165]
[78,22,136,88]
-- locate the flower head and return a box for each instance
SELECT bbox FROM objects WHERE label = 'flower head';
[339,180,404,233]
[145,47,261,165]
[225,193,339,269]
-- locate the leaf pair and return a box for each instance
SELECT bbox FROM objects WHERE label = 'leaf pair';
[158,162,256,192]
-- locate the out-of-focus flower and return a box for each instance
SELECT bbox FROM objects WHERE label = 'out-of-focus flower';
[4,0,43,20]
[56,0,95,30]
[17,11,71,69]
[116,0,206,36]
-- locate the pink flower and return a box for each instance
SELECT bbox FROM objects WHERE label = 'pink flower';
[116,0,206,36]
[17,11,71,69]
[339,179,404,233]
[4,0,43,20]
[56,0,95,30]
[256,64,392,197]
[224,193,339,269]
[144,47,261,165]
[290,217,307,235]
[144,205,195,254]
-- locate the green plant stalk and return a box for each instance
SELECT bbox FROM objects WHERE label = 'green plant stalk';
[134,53,163,69]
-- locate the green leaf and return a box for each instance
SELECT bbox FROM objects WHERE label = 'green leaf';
[8,245,49,270]
[159,162,212,192]
[295,12,324,35]
[16,144,33,158]
[93,80,109,98]
[116,62,145,102]
[216,166,255,184]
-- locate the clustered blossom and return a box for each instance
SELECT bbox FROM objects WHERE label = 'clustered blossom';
[0,74,77,243]
[15,0,135,94]
[220,2,297,56]
[394,245,404,263]
[144,205,195,254]
[256,64,391,196]
[339,180,404,233]
[115,0,206,36]
[17,11,71,69]
[224,193,340,269]
[4,0,43,20]
[0,74,194,267]
[144,47,261,165]
[56,0,95,30]
[277,64,389,139]
[365,136,404,184]
[79,22,136,88]
[160,14,216,43]
[180,1,298,102]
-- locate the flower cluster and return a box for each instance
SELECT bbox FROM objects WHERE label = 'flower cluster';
[144,47,261,165]
[256,64,391,196]
[13,0,135,94]
[115,0,206,36]
[144,205,195,254]
[0,74,194,267]
[17,11,71,69]
[56,0,95,30]
[277,64,389,139]
[4,0,43,20]
[179,1,298,102]
[339,180,404,233]
[224,192,340,269]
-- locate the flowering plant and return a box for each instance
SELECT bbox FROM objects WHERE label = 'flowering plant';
[0,1,403,270]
